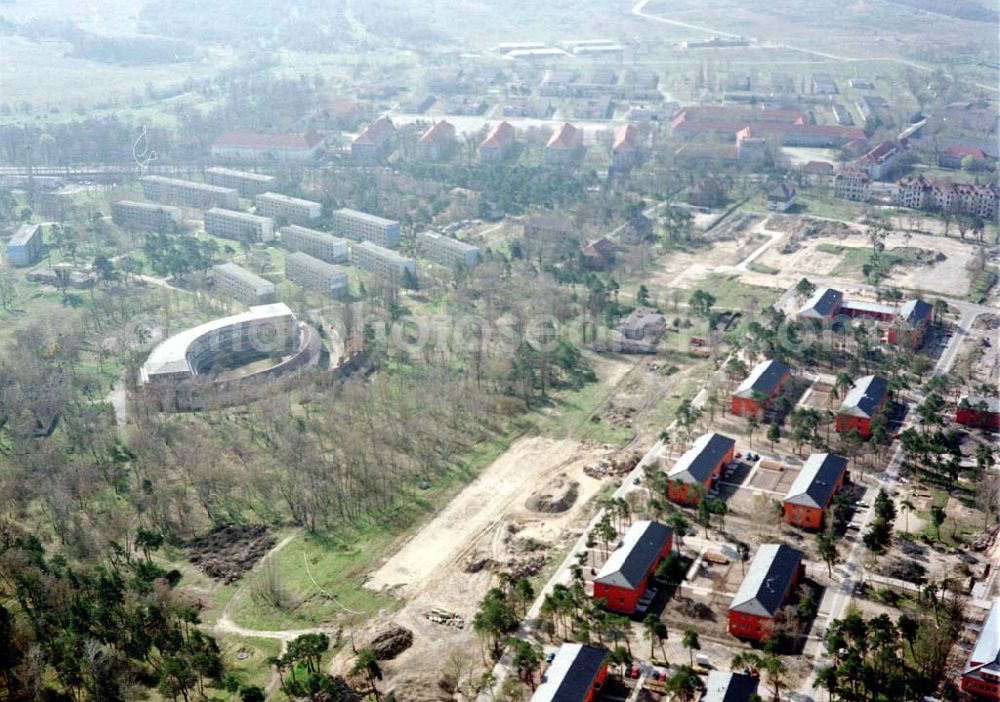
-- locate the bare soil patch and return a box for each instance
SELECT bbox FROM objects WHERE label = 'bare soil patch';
[186,524,275,584]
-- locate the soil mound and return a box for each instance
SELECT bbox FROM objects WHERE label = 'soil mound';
[186,524,275,583]
[368,625,414,661]
[526,475,579,513]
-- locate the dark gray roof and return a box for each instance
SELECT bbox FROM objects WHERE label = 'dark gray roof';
[729,543,803,618]
[733,359,792,399]
[898,299,932,326]
[702,671,760,702]
[799,288,843,319]
[768,183,796,201]
[784,453,848,509]
[839,375,889,418]
[668,433,736,485]
[532,644,608,702]
[595,520,672,589]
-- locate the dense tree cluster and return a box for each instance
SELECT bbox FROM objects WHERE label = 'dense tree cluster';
[0,521,227,702]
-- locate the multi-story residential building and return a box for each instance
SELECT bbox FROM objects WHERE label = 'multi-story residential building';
[415,231,480,269]
[530,644,609,702]
[210,131,324,163]
[811,73,838,94]
[731,359,792,417]
[6,223,42,266]
[896,175,998,220]
[351,117,395,162]
[666,432,736,505]
[111,200,183,232]
[854,140,904,180]
[611,124,644,170]
[140,175,240,209]
[834,168,871,201]
[836,375,889,438]
[544,122,585,166]
[211,262,276,305]
[350,241,416,284]
[285,251,348,296]
[961,599,1000,699]
[204,208,275,243]
[416,121,457,162]
[331,208,401,248]
[592,520,672,614]
[204,167,276,197]
[782,453,849,530]
[480,121,516,163]
[956,395,1000,431]
[254,192,323,225]
[728,544,804,642]
[279,225,348,263]
[703,672,760,702]
[140,303,297,384]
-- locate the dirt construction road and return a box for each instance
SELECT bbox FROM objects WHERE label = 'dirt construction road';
[336,436,610,696]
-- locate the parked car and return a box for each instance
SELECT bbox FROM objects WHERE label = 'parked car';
[846,522,862,531]
[629,665,641,679]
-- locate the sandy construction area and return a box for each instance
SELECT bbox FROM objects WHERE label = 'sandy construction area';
[338,436,612,697]
[365,436,596,596]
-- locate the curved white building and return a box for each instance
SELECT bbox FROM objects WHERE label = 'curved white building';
[140,303,298,384]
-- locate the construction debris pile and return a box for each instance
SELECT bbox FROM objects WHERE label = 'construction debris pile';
[584,451,642,479]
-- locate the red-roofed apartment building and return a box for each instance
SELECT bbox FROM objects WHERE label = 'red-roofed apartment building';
[853,140,904,180]
[211,131,324,163]
[611,124,644,170]
[480,122,516,163]
[545,123,585,166]
[416,121,457,162]
[671,106,865,147]
[352,117,395,162]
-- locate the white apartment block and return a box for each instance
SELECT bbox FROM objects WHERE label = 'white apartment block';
[205,167,276,197]
[834,170,871,202]
[285,251,348,296]
[140,175,240,209]
[204,208,275,243]
[279,225,349,263]
[350,241,416,284]
[211,262,277,305]
[112,200,183,232]
[896,175,998,219]
[416,231,480,269]
[331,208,401,248]
[255,192,323,225]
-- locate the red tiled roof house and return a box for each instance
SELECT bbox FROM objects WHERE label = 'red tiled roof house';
[545,122,585,166]
[593,521,672,613]
[480,121,516,163]
[352,117,395,162]
[211,131,324,163]
[666,433,735,505]
[416,121,457,162]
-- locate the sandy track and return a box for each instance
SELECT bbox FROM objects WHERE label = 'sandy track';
[365,436,587,595]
